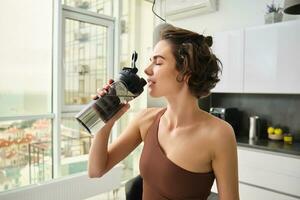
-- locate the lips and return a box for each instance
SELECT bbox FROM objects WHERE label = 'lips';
[147,79,156,86]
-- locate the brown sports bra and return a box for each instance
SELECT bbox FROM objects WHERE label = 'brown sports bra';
[140,108,215,200]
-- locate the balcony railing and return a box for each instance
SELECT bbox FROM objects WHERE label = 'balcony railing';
[0,136,91,192]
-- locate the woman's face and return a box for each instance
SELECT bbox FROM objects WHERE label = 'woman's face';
[144,40,184,98]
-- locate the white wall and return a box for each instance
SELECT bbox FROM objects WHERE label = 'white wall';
[165,0,299,35]
[147,0,300,108]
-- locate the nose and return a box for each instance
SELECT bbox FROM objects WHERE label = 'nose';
[144,62,153,76]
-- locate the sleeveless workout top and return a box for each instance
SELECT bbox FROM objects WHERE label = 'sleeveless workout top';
[140,109,215,200]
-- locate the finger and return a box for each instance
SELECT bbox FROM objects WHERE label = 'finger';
[122,103,130,110]
[96,88,102,96]
[96,91,104,97]
[104,84,110,91]
[91,94,98,100]
[108,79,114,84]
[110,104,130,122]
[96,88,106,96]
[99,91,106,97]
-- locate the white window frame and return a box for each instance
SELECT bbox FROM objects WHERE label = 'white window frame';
[0,1,121,196]
[61,5,115,113]
[53,3,115,178]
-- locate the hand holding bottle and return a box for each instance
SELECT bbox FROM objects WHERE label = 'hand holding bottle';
[93,79,130,125]
[75,51,146,134]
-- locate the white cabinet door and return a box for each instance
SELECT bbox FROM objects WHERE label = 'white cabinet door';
[239,183,299,200]
[211,30,244,93]
[244,20,300,93]
[211,178,299,200]
[238,147,300,198]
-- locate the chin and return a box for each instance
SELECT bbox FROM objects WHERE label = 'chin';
[148,90,162,98]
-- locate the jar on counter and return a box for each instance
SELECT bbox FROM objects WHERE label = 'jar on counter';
[283,133,293,145]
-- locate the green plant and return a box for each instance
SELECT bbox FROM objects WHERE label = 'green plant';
[266,1,282,14]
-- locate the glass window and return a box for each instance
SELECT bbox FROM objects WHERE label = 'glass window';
[118,0,154,182]
[64,18,108,106]
[0,0,53,193]
[0,0,117,193]
[62,0,113,16]
[0,1,52,117]
[60,115,90,176]
[0,119,52,192]
[61,7,114,177]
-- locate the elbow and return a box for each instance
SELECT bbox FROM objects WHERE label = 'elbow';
[88,160,109,178]
[88,169,105,178]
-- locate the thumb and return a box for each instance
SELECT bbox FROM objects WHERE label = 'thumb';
[109,103,130,122]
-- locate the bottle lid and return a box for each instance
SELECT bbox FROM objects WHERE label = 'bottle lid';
[119,51,147,95]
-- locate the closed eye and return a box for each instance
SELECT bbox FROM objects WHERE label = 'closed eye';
[150,55,165,65]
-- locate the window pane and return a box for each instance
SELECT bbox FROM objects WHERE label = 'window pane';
[118,0,154,182]
[64,19,108,106]
[60,115,91,176]
[0,1,52,117]
[0,119,52,192]
[63,0,113,16]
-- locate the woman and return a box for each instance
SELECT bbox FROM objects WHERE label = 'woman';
[88,25,239,200]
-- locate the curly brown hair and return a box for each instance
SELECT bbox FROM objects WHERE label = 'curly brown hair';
[160,25,222,98]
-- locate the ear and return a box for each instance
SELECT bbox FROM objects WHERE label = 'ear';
[183,74,191,84]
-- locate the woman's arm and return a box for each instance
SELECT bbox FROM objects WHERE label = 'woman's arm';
[88,104,145,178]
[88,79,145,178]
[212,123,239,200]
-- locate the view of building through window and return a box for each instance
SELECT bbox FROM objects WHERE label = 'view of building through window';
[0,0,154,193]
[60,0,113,178]
[63,0,113,16]
[61,0,154,182]
[0,119,52,191]
[64,19,108,105]
[0,0,53,192]
[117,0,154,181]
[60,116,91,176]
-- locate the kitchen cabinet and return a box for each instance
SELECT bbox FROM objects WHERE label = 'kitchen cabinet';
[211,30,244,93]
[211,20,300,94]
[244,20,300,93]
[238,147,300,199]
[211,147,300,199]
[238,183,299,200]
[211,181,299,200]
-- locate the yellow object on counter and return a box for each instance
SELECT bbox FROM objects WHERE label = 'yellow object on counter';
[267,127,274,134]
[274,128,283,135]
[283,134,293,144]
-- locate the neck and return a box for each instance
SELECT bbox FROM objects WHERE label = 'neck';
[163,91,203,129]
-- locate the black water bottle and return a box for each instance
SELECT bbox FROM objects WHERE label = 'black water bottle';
[75,51,146,134]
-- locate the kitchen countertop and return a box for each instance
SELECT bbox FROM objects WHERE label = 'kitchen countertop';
[236,136,300,156]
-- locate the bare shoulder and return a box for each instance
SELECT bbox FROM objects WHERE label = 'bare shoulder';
[210,115,235,138]
[134,107,165,140]
[206,114,237,156]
